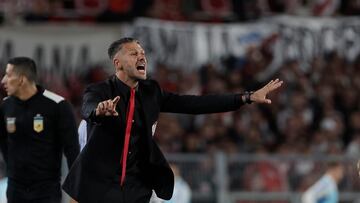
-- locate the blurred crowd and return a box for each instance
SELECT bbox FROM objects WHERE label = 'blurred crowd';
[0,0,360,25]
[150,50,360,158]
[151,48,360,195]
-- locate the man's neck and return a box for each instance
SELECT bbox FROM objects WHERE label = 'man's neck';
[16,84,38,101]
[116,72,138,89]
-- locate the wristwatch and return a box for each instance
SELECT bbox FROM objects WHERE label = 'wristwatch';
[242,91,254,104]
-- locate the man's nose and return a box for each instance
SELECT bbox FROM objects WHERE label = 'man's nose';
[138,56,146,62]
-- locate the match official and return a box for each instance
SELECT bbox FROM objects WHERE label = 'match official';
[0,57,80,203]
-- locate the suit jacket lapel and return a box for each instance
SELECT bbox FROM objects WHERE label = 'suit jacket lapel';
[137,83,150,136]
[117,95,127,125]
[111,76,127,125]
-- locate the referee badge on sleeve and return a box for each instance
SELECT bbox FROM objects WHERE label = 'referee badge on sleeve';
[6,117,16,133]
[33,114,44,133]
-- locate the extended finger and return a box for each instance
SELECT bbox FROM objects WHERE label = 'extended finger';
[268,80,283,91]
[112,96,120,105]
[266,78,280,88]
[111,96,120,113]
[262,79,276,92]
[265,80,274,88]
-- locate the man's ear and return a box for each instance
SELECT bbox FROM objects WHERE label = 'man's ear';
[19,75,25,86]
[19,75,32,86]
[113,58,119,67]
[114,58,123,70]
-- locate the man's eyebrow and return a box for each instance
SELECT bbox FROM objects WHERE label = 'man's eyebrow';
[128,49,145,53]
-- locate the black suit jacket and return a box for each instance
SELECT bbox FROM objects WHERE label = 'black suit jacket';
[62,75,244,202]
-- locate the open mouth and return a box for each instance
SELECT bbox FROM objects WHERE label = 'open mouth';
[136,65,146,71]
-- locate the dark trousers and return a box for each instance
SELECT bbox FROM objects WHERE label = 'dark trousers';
[100,176,152,203]
[7,179,61,203]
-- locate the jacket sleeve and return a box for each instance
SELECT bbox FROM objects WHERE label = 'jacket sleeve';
[0,105,7,164]
[159,89,245,114]
[58,100,80,169]
[81,84,106,123]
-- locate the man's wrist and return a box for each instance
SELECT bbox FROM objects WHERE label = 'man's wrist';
[242,91,254,104]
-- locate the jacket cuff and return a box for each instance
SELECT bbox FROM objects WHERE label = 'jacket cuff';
[88,110,102,124]
[236,94,245,106]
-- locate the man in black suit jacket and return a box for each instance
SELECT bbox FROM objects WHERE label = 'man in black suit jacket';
[62,37,283,203]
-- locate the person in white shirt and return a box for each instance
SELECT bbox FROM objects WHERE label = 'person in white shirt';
[167,164,191,203]
[150,164,191,203]
[78,120,87,151]
[301,162,344,203]
[0,177,7,203]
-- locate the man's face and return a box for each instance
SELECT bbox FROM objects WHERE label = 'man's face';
[1,64,22,97]
[115,41,147,81]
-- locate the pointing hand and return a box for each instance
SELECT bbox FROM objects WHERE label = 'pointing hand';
[95,96,120,116]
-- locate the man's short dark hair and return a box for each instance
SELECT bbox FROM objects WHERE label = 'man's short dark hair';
[8,57,37,82]
[108,37,139,60]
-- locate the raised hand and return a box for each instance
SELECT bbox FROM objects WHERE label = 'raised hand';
[95,96,120,116]
[250,78,283,104]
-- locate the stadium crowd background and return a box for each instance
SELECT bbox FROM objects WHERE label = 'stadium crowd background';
[0,0,360,24]
[1,0,360,202]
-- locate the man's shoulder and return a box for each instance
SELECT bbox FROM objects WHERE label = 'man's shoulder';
[140,79,160,89]
[42,89,65,104]
[1,96,10,103]
[1,96,19,107]
[309,174,336,194]
[86,77,115,91]
[0,96,11,109]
